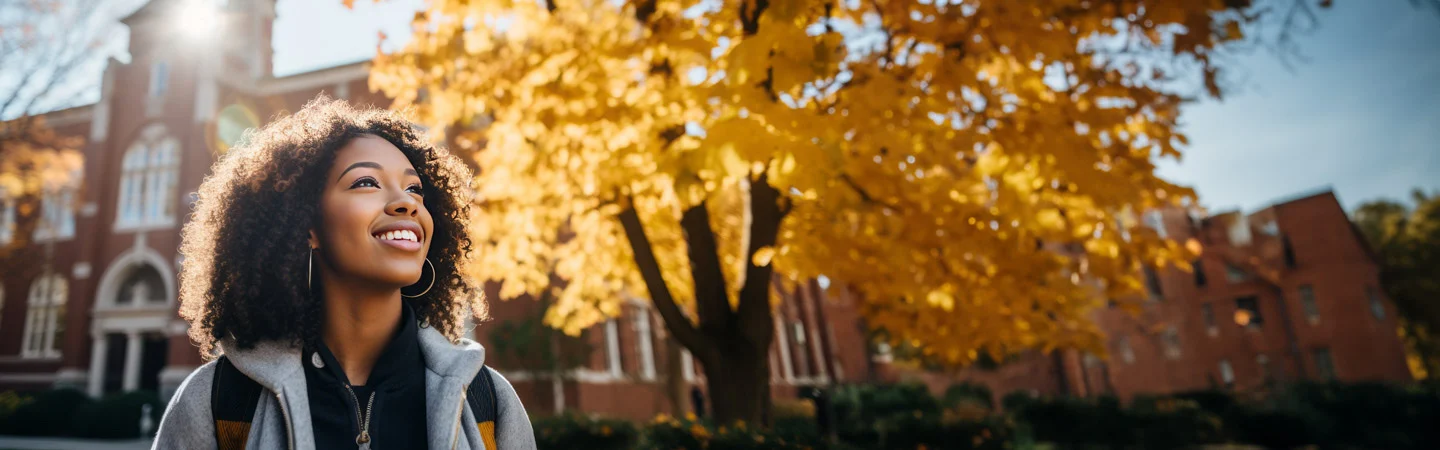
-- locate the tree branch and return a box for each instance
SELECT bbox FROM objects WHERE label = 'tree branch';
[679,202,735,334]
[736,173,786,345]
[618,205,707,354]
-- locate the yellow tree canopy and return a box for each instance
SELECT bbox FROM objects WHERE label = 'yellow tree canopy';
[368,0,1249,366]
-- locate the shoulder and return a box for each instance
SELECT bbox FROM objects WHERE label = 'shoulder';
[153,361,220,449]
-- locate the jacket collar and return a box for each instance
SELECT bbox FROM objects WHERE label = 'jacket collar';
[219,312,487,386]
[218,311,487,449]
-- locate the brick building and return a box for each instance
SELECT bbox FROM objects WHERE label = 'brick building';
[0,0,869,418]
[0,0,1412,420]
[901,191,1415,404]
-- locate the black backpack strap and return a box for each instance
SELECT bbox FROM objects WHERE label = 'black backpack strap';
[466,365,501,449]
[211,356,264,450]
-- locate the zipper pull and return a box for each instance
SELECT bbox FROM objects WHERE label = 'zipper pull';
[357,430,371,450]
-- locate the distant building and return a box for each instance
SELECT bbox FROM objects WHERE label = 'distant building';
[892,191,1414,403]
[0,0,1411,418]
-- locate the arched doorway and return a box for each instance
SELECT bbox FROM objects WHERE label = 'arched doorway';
[89,254,175,397]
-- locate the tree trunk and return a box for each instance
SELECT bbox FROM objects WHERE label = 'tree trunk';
[664,335,689,415]
[699,336,772,425]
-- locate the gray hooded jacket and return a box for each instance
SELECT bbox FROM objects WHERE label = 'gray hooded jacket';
[151,326,536,450]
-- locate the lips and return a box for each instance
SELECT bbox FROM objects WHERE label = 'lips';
[372,222,423,252]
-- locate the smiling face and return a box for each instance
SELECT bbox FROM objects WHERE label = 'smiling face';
[310,134,434,291]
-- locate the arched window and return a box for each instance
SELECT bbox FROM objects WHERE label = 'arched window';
[22,274,67,358]
[117,265,166,305]
[117,126,178,229]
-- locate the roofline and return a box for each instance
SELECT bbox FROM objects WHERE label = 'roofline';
[256,60,371,96]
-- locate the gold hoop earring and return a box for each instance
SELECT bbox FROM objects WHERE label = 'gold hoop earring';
[307,248,314,291]
[402,258,435,298]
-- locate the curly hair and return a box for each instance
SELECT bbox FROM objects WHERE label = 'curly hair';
[178,97,483,357]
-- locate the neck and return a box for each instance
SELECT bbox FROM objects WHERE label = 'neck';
[318,271,404,387]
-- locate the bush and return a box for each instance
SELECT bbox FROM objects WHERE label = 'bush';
[0,391,33,428]
[943,383,994,410]
[2,388,93,437]
[533,413,637,450]
[1222,405,1324,450]
[77,391,163,439]
[639,413,810,450]
[1272,381,1440,450]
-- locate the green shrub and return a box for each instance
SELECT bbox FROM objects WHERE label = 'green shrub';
[533,413,637,450]
[3,388,93,437]
[0,391,33,429]
[1274,381,1439,449]
[1223,405,1324,450]
[638,413,809,450]
[1131,400,1224,450]
[1000,390,1037,412]
[75,391,163,439]
[943,382,995,410]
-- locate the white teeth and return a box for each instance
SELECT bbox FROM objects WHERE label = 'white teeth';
[377,230,418,242]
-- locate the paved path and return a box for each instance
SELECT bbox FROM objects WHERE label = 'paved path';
[0,436,151,450]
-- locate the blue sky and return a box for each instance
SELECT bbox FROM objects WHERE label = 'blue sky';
[272,1,1440,213]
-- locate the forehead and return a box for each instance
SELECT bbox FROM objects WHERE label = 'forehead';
[328,135,417,176]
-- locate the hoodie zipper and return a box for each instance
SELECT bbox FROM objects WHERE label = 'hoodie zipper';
[344,385,377,449]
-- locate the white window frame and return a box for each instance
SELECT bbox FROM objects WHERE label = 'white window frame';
[1218,359,1234,385]
[604,318,622,378]
[1118,336,1135,364]
[1299,285,1320,324]
[631,306,657,380]
[116,129,179,231]
[32,189,76,242]
[149,61,169,98]
[1162,327,1182,360]
[22,274,67,359]
[0,195,15,245]
[1367,287,1386,320]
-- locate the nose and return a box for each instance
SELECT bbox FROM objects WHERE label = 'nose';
[386,193,421,217]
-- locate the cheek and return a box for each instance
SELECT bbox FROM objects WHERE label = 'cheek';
[320,196,372,246]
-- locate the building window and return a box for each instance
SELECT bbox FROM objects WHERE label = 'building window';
[1282,235,1297,268]
[604,319,623,377]
[149,61,168,98]
[1225,264,1248,283]
[1143,210,1167,239]
[1227,218,1252,246]
[1218,359,1235,387]
[33,189,76,241]
[631,306,657,380]
[1201,303,1217,331]
[1235,296,1263,328]
[22,274,67,358]
[1161,327,1182,360]
[1193,259,1208,287]
[1298,285,1319,323]
[1312,348,1336,380]
[1367,286,1386,320]
[1143,267,1164,301]
[1117,336,1135,364]
[0,196,15,245]
[117,130,178,229]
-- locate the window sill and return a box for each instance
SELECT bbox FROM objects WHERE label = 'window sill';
[113,219,176,233]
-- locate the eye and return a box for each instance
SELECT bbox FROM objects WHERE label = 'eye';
[349,177,379,189]
[406,183,425,196]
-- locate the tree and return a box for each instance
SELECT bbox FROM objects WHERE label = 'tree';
[367,0,1327,423]
[1354,191,1440,380]
[0,0,116,246]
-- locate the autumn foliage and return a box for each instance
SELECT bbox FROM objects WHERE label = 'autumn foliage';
[365,0,1288,421]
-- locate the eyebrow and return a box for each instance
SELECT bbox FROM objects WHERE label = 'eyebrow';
[336,161,420,182]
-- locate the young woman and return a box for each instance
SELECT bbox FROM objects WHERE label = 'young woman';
[153,98,534,449]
